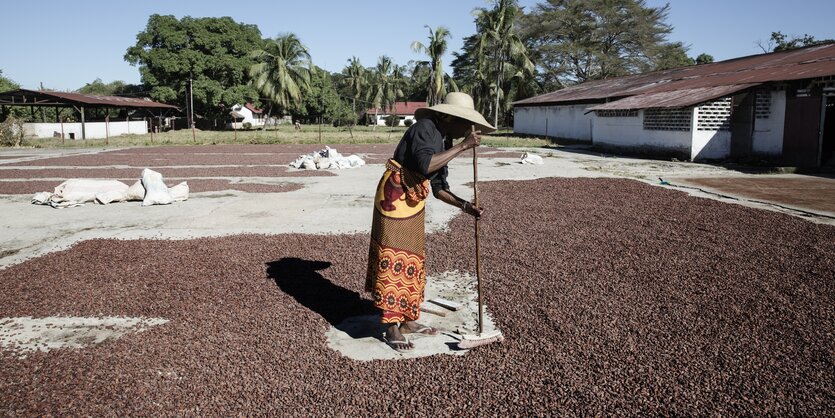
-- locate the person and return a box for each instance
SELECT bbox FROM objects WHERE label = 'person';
[365,92,495,352]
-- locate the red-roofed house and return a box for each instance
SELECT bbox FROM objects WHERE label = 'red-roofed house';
[365,101,427,126]
[227,103,265,129]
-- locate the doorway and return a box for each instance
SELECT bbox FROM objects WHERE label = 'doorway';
[821,96,834,166]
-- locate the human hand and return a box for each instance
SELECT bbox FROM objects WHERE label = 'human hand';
[462,201,484,218]
[461,127,481,150]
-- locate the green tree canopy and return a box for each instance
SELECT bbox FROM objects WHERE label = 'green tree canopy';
[77,78,145,97]
[695,53,714,65]
[249,33,314,118]
[124,14,263,125]
[760,31,835,53]
[297,66,351,124]
[452,0,534,127]
[521,0,686,89]
[0,70,19,93]
[411,25,452,106]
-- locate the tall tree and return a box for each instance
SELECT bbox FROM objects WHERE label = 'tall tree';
[249,33,314,118]
[298,66,351,124]
[453,0,533,127]
[521,0,684,88]
[369,56,404,118]
[343,56,368,112]
[410,25,452,106]
[125,14,263,126]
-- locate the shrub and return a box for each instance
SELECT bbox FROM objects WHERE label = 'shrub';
[403,118,414,127]
[242,122,252,130]
[0,116,25,147]
[384,115,399,127]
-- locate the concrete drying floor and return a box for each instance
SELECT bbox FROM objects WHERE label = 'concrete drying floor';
[0,144,833,415]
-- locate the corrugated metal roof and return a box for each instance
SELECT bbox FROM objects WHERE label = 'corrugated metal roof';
[587,84,759,111]
[515,43,835,107]
[366,101,427,115]
[0,89,179,110]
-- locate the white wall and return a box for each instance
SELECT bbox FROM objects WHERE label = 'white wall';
[592,110,692,156]
[752,90,786,155]
[374,114,416,127]
[513,105,594,141]
[691,106,731,160]
[24,121,148,139]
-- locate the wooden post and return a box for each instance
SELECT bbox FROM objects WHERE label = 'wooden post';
[80,106,86,140]
[60,116,65,145]
[148,117,154,144]
[105,114,110,145]
[318,116,322,143]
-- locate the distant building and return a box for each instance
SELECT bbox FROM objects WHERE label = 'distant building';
[365,102,427,126]
[0,89,178,140]
[227,103,265,129]
[513,44,835,167]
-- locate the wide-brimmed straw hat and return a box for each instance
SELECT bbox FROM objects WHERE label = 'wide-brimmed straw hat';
[415,92,496,134]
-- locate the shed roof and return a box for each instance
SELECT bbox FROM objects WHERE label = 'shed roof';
[0,89,179,110]
[514,43,835,108]
[367,101,427,116]
[587,84,759,111]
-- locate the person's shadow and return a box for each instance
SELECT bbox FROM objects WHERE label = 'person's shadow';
[265,258,383,340]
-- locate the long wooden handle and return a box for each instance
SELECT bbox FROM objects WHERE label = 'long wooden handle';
[472,125,484,335]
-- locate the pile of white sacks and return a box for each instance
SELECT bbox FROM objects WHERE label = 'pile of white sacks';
[31,168,188,208]
[289,146,365,170]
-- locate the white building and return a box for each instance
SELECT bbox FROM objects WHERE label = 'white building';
[227,103,266,129]
[513,44,835,167]
[365,102,427,126]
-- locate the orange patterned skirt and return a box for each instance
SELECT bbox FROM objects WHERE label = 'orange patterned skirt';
[365,159,430,324]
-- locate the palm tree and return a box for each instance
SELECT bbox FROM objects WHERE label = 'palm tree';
[343,56,367,113]
[249,33,314,118]
[410,25,452,106]
[476,0,534,127]
[369,55,403,128]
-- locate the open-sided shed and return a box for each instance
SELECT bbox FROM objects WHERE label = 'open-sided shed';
[0,89,179,140]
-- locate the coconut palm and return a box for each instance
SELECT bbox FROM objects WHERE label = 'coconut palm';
[476,0,534,127]
[343,56,367,112]
[369,55,404,125]
[410,25,452,106]
[249,33,314,116]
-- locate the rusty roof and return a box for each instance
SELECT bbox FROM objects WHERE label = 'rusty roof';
[514,43,835,107]
[0,89,179,110]
[366,101,428,115]
[587,84,759,111]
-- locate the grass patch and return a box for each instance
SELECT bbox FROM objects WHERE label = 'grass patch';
[21,125,555,149]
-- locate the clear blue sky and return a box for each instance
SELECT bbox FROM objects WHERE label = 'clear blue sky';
[1,0,832,91]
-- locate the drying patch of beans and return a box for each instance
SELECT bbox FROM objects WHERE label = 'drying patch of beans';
[2,178,832,415]
[181,179,304,194]
[0,166,293,179]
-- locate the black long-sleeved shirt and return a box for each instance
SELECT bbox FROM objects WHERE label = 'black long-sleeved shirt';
[392,117,449,195]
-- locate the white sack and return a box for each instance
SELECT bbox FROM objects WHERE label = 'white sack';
[168,181,189,202]
[289,146,365,170]
[521,153,544,165]
[141,168,173,206]
[52,179,129,204]
[125,180,145,201]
